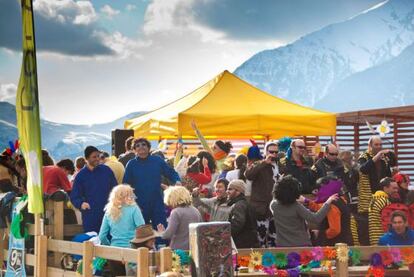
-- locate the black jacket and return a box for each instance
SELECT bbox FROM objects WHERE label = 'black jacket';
[311,157,345,181]
[280,157,315,194]
[316,197,352,246]
[228,194,259,248]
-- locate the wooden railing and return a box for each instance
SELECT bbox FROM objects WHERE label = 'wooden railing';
[1,199,414,276]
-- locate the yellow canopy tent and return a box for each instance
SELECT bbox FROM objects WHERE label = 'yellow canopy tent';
[124,70,336,139]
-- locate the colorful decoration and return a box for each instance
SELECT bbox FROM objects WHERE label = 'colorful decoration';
[249,251,262,266]
[231,247,414,276]
[311,247,324,261]
[323,247,337,260]
[366,120,376,134]
[401,248,414,265]
[376,120,390,137]
[171,252,181,272]
[274,252,287,268]
[379,251,392,266]
[175,249,189,265]
[389,248,402,264]
[300,250,313,265]
[262,252,275,267]
[336,244,349,263]
[350,249,362,265]
[237,256,250,267]
[287,252,300,268]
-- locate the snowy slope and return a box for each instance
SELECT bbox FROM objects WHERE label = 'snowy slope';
[235,0,414,108]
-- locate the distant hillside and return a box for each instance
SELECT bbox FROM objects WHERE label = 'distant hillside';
[0,101,143,160]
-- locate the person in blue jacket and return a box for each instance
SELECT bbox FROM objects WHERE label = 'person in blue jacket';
[70,146,118,232]
[379,210,414,246]
[123,138,181,232]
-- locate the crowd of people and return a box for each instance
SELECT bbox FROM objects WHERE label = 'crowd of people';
[1,125,414,276]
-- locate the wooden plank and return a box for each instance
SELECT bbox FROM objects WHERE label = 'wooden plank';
[94,244,137,262]
[159,247,172,273]
[82,241,94,277]
[63,225,84,237]
[137,247,149,277]
[47,267,78,277]
[48,239,83,256]
[36,235,48,277]
[53,201,65,268]
[28,224,52,236]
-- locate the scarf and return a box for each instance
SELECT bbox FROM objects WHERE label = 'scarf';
[214,150,227,161]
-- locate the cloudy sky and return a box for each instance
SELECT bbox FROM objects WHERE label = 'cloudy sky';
[0,0,383,124]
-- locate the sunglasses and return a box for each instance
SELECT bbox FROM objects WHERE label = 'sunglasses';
[134,142,148,148]
[328,152,338,156]
[268,150,279,154]
[296,145,306,150]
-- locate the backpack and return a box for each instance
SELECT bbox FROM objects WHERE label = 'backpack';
[380,203,412,232]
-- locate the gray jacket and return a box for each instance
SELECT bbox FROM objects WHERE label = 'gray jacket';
[192,196,232,222]
[270,200,330,247]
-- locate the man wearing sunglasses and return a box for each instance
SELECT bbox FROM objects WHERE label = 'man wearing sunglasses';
[123,138,181,240]
[279,139,315,194]
[311,144,344,181]
[245,141,281,247]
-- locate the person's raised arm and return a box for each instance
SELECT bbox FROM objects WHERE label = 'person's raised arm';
[191,120,213,155]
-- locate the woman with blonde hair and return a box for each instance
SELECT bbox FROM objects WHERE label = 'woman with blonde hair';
[157,186,202,250]
[98,184,145,276]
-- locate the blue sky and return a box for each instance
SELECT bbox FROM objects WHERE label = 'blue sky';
[0,0,383,124]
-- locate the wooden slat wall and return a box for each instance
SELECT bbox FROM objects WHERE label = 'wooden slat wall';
[335,121,414,180]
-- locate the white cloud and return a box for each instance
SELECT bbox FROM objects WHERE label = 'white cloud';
[126,4,137,11]
[0,83,17,104]
[101,4,120,19]
[33,0,98,25]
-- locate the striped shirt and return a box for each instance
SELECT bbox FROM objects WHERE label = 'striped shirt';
[368,191,390,245]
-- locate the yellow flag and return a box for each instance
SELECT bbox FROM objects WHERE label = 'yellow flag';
[16,0,43,214]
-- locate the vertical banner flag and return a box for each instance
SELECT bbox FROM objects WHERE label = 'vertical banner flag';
[16,0,44,214]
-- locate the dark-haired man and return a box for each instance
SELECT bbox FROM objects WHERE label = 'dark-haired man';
[379,210,414,246]
[123,138,181,232]
[118,136,135,167]
[43,159,75,194]
[279,139,315,194]
[70,146,117,232]
[227,180,259,248]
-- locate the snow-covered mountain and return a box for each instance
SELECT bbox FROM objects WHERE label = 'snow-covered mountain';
[0,101,143,160]
[235,0,414,109]
[316,42,414,111]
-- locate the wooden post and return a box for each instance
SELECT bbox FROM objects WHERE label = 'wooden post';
[82,241,94,277]
[393,117,399,163]
[137,247,149,277]
[353,124,360,156]
[159,247,172,273]
[53,201,64,266]
[35,235,47,277]
[335,243,349,277]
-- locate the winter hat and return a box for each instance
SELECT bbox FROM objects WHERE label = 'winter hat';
[84,146,100,159]
[278,137,292,153]
[247,139,263,161]
[228,179,246,194]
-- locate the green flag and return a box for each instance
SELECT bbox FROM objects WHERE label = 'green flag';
[16,0,43,214]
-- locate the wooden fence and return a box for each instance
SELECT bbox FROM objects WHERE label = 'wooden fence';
[2,200,414,276]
